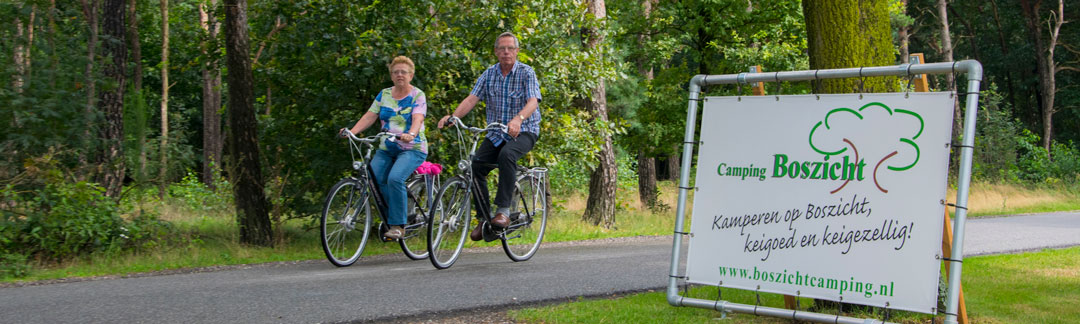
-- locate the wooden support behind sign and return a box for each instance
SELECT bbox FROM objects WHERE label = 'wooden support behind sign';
[750,65,766,96]
[942,208,969,324]
[909,53,930,92]
[749,65,798,310]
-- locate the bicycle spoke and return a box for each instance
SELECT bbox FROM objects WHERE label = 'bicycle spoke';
[501,174,547,261]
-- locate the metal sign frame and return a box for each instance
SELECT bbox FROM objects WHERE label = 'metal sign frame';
[667,60,982,324]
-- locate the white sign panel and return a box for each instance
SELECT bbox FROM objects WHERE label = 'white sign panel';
[685,93,954,314]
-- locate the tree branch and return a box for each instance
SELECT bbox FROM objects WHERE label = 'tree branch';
[1056,66,1080,73]
[253,15,286,66]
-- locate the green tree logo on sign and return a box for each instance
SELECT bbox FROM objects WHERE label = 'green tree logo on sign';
[807,102,925,194]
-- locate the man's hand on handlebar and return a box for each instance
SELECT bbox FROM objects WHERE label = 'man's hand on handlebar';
[438,115,454,129]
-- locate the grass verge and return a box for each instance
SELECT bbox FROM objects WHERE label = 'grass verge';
[959,181,1080,217]
[509,246,1080,323]
[2,180,1075,283]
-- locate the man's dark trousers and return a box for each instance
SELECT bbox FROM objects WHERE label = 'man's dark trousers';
[470,132,538,220]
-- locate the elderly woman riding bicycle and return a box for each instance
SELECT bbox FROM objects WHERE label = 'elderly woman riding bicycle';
[340,55,428,240]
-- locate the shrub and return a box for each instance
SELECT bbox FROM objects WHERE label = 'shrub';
[971,85,1021,182]
[0,151,179,278]
[1015,130,1080,183]
[167,170,233,214]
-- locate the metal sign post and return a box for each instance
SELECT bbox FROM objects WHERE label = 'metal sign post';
[667,60,982,324]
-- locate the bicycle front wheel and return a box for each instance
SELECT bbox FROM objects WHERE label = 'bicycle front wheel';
[320,178,373,267]
[501,173,548,261]
[427,177,471,269]
[399,177,430,260]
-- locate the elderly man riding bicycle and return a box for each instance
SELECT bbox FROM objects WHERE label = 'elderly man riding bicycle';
[438,32,541,242]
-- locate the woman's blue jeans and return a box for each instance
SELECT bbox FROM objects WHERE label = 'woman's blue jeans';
[369,144,427,226]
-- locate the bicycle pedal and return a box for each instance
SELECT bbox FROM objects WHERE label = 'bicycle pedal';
[481,222,500,242]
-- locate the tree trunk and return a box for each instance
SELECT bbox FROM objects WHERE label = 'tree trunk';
[48,0,57,88]
[159,0,169,197]
[802,0,895,312]
[937,0,963,169]
[13,13,25,94]
[667,147,680,181]
[200,0,224,189]
[990,0,1021,112]
[802,0,895,93]
[26,7,35,83]
[637,151,657,209]
[581,0,616,228]
[899,0,910,63]
[97,0,127,198]
[80,0,99,174]
[1019,0,1062,155]
[127,0,142,90]
[225,0,273,246]
[1020,0,1061,156]
[128,0,146,181]
[635,0,659,210]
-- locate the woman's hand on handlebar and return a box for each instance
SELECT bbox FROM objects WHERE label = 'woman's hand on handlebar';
[339,128,352,138]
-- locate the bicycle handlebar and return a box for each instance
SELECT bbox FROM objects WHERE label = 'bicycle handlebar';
[445,116,508,134]
[341,129,398,144]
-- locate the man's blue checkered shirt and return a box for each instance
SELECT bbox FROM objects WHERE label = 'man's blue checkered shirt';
[469,61,542,145]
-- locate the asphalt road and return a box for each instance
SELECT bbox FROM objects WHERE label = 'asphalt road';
[962,211,1080,256]
[0,212,1076,324]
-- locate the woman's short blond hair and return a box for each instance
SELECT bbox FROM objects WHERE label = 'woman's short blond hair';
[388,56,415,74]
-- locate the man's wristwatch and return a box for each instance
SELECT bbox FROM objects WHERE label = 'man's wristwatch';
[518,114,526,121]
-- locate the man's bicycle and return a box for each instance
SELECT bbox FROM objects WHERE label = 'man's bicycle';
[320,130,437,267]
[426,117,549,269]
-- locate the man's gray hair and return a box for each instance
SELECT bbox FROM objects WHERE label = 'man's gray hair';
[494,32,520,48]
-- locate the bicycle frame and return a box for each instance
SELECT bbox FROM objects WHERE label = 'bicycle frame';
[444,117,510,223]
[342,131,432,235]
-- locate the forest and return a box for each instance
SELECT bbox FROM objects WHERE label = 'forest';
[1,0,1078,275]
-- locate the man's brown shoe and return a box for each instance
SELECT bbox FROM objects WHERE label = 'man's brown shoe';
[470,223,484,241]
[491,213,510,228]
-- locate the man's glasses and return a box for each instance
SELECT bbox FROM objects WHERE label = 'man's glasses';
[495,46,518,52]
[391,70,412,76]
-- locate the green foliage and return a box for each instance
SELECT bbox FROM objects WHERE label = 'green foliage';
[167,170,233,214]
[969,84,1080,185]
[0,152,177,278]
[1016,131,1080,184]
[972,84,1021,181]
[249,0,619,217]
[909,0,1080,145]
[124,87,151,183]
[608,0,808,160]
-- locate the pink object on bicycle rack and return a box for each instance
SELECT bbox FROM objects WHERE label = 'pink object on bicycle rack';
[415,161,442,175]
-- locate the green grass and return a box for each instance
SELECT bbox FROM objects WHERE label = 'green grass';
[2,180,1076,284]
[1,181,679,283]
[509,247,1080,323]
[958,181,1080,217]
[963,246,1080,323]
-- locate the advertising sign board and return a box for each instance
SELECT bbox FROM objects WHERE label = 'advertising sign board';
[685,93,954,313]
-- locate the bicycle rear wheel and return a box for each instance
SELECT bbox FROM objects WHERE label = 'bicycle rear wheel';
[399,177,430,260]
[427,177,471,269]
[320,178,373,267]
[501,173,548,261]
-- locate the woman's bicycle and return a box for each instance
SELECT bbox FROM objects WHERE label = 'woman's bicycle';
[426,117,549,269]
[320,130,437,267]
